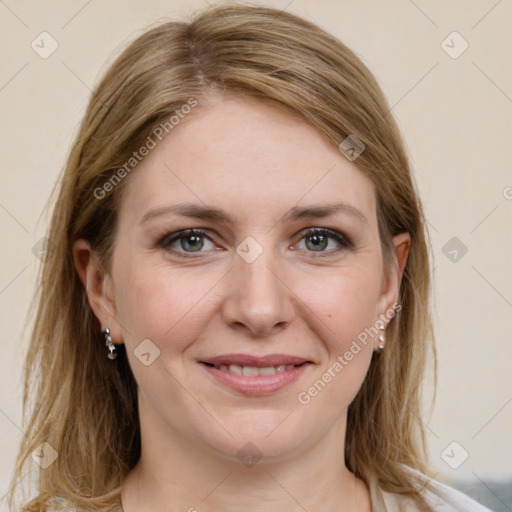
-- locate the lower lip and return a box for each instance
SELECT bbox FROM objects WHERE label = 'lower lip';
[200,363,312,396]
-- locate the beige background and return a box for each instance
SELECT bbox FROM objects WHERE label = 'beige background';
[1,0,511,507]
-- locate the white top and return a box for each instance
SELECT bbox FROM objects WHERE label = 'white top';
[369,465,495,511]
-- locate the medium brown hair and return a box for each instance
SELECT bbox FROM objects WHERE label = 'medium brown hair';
[9,4,436,511]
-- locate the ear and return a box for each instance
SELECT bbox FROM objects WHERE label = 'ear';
[72,239,124,345]
[376,232,411,323]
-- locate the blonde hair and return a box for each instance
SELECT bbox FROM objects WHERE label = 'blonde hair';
[9,4,436,511]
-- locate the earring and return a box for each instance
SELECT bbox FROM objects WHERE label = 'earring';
[103,327,117,360]
[376,324,386,353]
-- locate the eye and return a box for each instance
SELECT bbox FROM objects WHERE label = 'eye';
[158,228,217,257]
[294,227,352,256]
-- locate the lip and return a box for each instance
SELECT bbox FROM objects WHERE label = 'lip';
[199,353,313,396]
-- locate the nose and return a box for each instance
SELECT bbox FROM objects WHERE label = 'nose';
[221,244,295,337]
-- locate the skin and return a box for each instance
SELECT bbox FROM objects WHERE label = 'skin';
[73,95,409,512]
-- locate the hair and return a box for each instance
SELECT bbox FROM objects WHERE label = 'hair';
[9,3,436,511]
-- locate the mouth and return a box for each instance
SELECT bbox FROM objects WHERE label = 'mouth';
[198,354,313,396]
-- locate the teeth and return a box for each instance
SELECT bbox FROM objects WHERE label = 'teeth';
[214,364,298,376]
[242,366,259,376]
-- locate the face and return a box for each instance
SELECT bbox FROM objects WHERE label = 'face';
[77,95,408,465]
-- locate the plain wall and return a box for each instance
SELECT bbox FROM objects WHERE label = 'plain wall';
[1,0,511,505]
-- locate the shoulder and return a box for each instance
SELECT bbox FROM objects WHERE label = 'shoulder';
[369,465,495,512]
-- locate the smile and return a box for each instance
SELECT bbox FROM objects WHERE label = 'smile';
[199,357,313,396]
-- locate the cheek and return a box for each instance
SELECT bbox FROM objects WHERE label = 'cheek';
[293,262,381,404]
[112,255,221,352]
[112,259,222,410]
[302,260,383,343]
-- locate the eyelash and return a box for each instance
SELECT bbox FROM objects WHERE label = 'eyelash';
[157,227,353,259]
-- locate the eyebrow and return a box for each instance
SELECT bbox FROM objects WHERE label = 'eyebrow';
[139,201,368,226]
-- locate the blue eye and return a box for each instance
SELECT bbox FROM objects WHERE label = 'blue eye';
[159,228,214,255]
[298,227,352,254]
[158,227,352,259]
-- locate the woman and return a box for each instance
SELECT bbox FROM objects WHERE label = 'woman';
[8,4,493,511]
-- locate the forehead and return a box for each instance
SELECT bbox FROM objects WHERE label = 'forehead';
[119,96,377,227]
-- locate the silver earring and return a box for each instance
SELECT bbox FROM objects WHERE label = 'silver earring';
[376,324,386,353]
[103,327,117,360]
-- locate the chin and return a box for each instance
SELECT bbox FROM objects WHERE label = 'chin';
[196,409,321,464]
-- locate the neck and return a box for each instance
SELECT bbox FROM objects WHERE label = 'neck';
[120,404,371,512]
